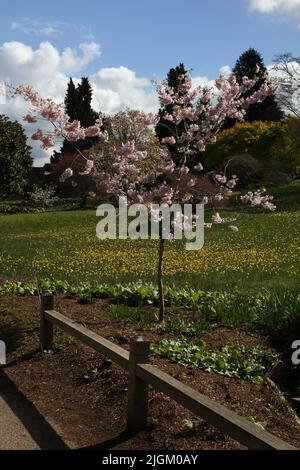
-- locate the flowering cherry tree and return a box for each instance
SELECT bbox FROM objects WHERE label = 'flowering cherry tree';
[89,71,276,320]
[7,69,277,321]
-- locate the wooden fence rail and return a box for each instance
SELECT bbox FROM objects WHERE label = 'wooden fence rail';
[40,294,296,451]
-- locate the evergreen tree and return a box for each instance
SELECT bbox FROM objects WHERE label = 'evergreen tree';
[62,77,99,153]
[224,48,283,128]
[156,63,187,141]
[64,78,79,122]
[77,77,99,127]
[0,115,32,197]
[155,63,191,166]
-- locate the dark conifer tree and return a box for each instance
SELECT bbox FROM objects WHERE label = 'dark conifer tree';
[156,63,187,141]
[76,77,99,127]
[64,78,79,122]
[61,77,99,153]
[224,48,283,128]
[155,63,192,166]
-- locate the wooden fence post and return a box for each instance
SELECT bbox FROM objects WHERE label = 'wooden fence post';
[127,336,151,434]
[40,294,54,351]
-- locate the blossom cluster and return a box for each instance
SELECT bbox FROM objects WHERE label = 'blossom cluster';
[241,189,276,212]
[10,86,108,150]
[87,68,276,229]
[8,68,277,232]
[157,73,277,159]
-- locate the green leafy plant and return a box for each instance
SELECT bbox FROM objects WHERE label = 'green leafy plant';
[44,336,76,353]
[105,304,153,324]
[182,418,205,431]
[247,416,267,430]
[0,279,299,332]
[160,317,210,337]
[82,366,111,383]
[152,339,277,383]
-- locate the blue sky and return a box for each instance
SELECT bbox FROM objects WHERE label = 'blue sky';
[1,0,300,164]
[0,0,299,80]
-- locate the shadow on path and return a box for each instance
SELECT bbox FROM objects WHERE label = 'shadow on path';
[79,430,132,451]
[0,369,69,450]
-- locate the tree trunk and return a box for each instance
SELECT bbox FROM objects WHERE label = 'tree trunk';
[158,236,165,322]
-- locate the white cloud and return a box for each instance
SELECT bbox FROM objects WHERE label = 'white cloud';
[91,66,157,115]
[11,18,60,36]
[60,42,101,73]
[0,40,217,166]
[248,0,300,26]
[219,65,232,76]
[10,18,96,41]
[0,41,158,165]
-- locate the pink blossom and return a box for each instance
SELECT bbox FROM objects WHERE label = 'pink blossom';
[41,136,55,149]
[64,120,85,142]
[187,178,196,187]
[31,129,43,141]
[59,168,73,183]
[227,178,237,189]
[241,193,252,204]
[140,174,155,184]
[11,86,107,154]
[162,136,176,145]
[24,114,38,123]
[215,174,227,184]
[161,162,175,175]
[135,113,158,126]
[196,140,205,152]
[180,166,189,176]
[79,159,94,175]
[164,113,174,122]
[40,102,61,121]
[181,108,197,121]
[262,202,276,211]
[85,125,102,138]
[212,213,224,224]
[194,163,204,172]
[159,85,174,106]
[201,91,213,103]
[179,76,192,93]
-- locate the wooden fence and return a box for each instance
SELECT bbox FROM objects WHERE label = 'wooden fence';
[40,294,297,451]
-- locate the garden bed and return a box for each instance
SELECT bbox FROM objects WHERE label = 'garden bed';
[0,294,299,450]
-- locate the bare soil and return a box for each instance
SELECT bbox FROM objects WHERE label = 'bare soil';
[0,294,299,450]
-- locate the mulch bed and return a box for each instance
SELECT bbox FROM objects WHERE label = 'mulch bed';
[1,294,299,450]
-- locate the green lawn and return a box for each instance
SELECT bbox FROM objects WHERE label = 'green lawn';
[0,186,299,292]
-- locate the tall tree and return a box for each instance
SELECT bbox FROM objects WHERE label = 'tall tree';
[155,63,192,166]
[62,77,99,153]
[0,115,33,197]
[64,78,79,122]
[77,77,99,127]
[224,48,283,128]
